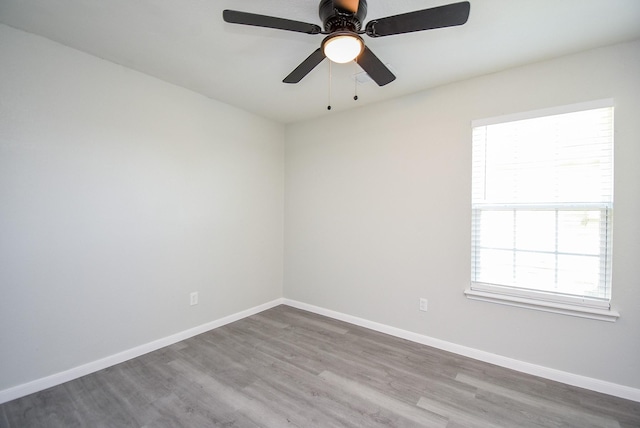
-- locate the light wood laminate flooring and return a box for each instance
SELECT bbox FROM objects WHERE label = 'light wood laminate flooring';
[1,305,639,427]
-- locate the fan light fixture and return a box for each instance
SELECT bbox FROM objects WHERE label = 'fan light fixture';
[322,33,364,63]
[223,0,471,86]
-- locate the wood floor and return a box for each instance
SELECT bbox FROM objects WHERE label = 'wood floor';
[1,305,639,428]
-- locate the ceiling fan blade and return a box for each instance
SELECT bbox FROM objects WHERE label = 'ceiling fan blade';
[223,10,322,34]
[365,1,470,37]
[357,46,395,86]
[334,0,360,14]
[283,48,327,84]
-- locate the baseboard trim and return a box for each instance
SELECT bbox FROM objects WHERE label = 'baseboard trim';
[0,298,284,405]
[4,297,638,404]
[282,298,640,403]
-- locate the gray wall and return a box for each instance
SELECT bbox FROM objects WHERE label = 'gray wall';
[2,20,639,397]
[0,25,284,391]
[284,40,640,389]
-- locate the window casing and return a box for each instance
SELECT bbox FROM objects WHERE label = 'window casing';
[467,100,617,321]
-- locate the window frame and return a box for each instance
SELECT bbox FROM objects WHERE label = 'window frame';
[466,100,619,322]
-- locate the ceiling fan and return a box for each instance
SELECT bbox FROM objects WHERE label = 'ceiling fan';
[223,0,470,86]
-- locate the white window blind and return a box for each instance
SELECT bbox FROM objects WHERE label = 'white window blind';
[470,102,614,312]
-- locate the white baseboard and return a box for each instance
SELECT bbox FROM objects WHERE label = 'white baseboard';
[0,298,284,405]
[3,297,638,405]
[282,298,640,403]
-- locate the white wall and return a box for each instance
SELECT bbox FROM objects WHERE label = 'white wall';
[0,24,284,392]
[2,19,638,399]
[285,39,640,389]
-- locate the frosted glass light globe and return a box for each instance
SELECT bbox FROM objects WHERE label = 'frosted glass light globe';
[323,34,364,63]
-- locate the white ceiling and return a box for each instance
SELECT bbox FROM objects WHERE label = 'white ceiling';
[1,0,639,124]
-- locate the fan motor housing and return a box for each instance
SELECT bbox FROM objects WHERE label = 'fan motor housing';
[319,0,368,32]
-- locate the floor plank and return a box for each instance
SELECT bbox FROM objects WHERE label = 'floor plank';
[1,305,638,427]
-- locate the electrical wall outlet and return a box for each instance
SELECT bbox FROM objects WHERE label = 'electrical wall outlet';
[190,292,199,306]
[419,298,428,312]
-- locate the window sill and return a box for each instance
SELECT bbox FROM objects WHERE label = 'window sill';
[464,288,620,322]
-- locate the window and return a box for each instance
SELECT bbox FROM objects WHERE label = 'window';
[466,100,618,321]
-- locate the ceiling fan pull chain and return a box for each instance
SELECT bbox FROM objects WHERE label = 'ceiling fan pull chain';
[353,59,359,101]
[327,60,332,111]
